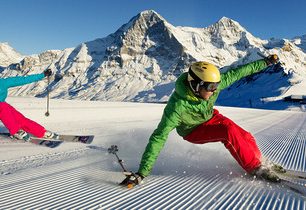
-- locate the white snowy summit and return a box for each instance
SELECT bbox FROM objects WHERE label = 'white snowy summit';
[0,42,23,68]
[0,10,306,109]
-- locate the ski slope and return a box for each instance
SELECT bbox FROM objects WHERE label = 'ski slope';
[0,97,305,209]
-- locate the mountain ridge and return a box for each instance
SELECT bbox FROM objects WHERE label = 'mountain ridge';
[0,10,305,109]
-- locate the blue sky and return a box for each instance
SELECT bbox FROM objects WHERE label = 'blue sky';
[1,0,305,55]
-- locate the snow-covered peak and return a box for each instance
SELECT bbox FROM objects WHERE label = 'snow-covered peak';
[134,9,167,27]
[139,9,165,21]
[93,10,187,73]
[206,16,264,48]
[209,17,246,36]
[0,42,23,67]
[114,10,167,36]
[1,11,306,110]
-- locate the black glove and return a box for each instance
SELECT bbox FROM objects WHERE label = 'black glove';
[44,69,52,77]
[265,54,279,66]
[120,172,144,187]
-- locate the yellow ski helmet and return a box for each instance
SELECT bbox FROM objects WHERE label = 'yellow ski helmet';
[188,61,221,94]
[188,61,220,83]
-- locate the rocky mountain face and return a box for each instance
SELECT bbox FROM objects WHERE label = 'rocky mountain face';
[0,10,305,109]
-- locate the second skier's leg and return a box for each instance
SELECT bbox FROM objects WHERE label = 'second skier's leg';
[2,102,46,138]
[0,102,22,135]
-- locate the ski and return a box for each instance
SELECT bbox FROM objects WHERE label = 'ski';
[250,173,306,197]
[0,132,63,148]
[28,138,63,148]
[0,132,94,148]
[275,170,306,181]
[278,169,306,180]
[265,164,306,196]
[271,165,306,180]
[279,178,306,197]
[31,134,94,144]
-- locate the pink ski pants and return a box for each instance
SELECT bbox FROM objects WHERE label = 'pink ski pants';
[0,102,46,137]
[183,109,261,173]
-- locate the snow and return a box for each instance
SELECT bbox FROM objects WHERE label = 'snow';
[0,42,23,67]
[0,97,305,209]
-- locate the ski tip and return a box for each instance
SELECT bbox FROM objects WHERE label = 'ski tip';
[86,136,94,144]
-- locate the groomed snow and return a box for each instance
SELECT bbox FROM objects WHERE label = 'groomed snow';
[0,97,305,209]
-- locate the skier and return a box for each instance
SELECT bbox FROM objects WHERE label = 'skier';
[0,69,57,141]
[121,54,282,186]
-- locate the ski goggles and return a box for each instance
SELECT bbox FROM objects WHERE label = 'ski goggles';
[199,81,220,92]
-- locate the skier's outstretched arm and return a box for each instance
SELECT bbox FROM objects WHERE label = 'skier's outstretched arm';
[120,103,181,187]
[219,54,279,90]
[3,69,52,88]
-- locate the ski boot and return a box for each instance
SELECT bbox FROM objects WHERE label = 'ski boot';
[271,164,286,174]
[43,130,59,140]
[251,165,281,183]
[13,129,30,141]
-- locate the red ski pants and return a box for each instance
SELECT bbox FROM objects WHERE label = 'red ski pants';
[0,102,46,137]
[183,109,261,173]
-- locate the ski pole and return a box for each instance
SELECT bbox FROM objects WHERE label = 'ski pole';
[45,75,50,117]
[108,145,129,172]
[108,145,139,188]
[43,61,54,117]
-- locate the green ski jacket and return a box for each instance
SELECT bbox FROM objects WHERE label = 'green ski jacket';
[138,59,268,177]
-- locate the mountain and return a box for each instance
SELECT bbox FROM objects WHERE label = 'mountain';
[0,42,23,68]
[0,10,306,109]
[292,35,306,53]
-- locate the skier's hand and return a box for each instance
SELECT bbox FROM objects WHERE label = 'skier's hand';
[44,69,52,77]
[265,54,279,66]
[120,172,144,188]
